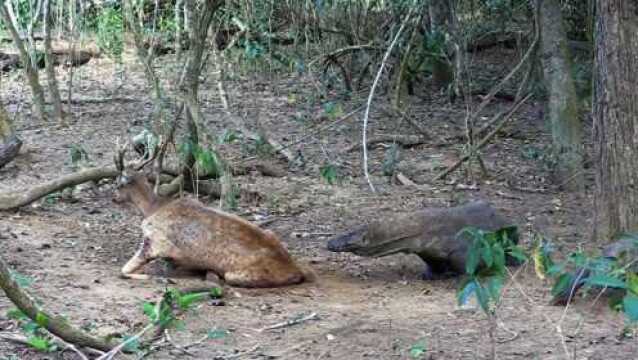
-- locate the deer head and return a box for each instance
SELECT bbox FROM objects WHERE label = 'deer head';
[112,136,167,215]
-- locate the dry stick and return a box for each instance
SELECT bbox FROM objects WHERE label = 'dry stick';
[0,256,116,352]
[362,10,414,192]
[346,134,428,153]
[256,312,318,333]
[96,323,155,360]
[0,166,119,210]
[434,93,532,181]
[436,19,539,181]
[308,44,382,67]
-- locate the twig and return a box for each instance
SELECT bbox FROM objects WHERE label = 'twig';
[97,323,154,360]
[256,312,318,332]
[308,44,382,67]
[361,9,414,192]
[164,329,195,357]
[434,93,531,181]
[346,134,427,152]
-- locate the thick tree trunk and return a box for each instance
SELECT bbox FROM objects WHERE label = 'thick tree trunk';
[593,1,638,241]
[538,0,584,191]
[428,0,454,88]
[0,3,47,121]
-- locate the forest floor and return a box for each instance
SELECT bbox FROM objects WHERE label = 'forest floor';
[1,44,636,359]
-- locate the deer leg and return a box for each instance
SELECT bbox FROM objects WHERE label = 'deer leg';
[121,238,154,280]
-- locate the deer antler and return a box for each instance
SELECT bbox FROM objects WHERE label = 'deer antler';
[114,136,166,172]
[132,135,164,171]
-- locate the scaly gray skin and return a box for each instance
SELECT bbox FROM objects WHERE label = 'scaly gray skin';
[327,201,516,279]
[551,236,638,305]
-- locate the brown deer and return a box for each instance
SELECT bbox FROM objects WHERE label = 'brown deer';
[112,139,313,288]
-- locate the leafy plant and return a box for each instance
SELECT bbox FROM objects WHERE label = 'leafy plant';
[5,309,57,353]
[142,287,223,330]
[319,163,339,185]
[96,7,124,59]
[546,233,638,324]
[456,226,524,359]
[322,101,343,120]
[179,140,223,179]
[409,339,427,358]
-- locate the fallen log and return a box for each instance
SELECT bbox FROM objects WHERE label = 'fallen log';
[0,166,119,210]
[0,255,117,352]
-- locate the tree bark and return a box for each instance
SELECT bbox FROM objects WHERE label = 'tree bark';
[593,1,638,241]
[538,0,584,191]
[43,0,65,124]
[0,2,47,121]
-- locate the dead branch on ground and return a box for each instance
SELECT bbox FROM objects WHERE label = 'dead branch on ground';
[0,255,117,352]
[0,166,119,210]
[345,134,428,152]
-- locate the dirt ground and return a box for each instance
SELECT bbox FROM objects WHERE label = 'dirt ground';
[1,45,637,359]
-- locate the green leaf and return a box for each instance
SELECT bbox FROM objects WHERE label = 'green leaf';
[26,336,54,352]
[409,340,427,358]
[207,328,229,340]
[320,164,338,185]
[486,276,503,303]
[623,292,638,323]
[142,302,158,322]
[493,245,506,273]
[457,278,477,306]
[627,272,638,295]
[551,273,575,297]
[177,292,207,310]
[210,287,223,298]
[480,243,494,268]
[508,246,528,263]
[35,312,48,328]
[474,281,490,313]
[21,321,40,334]
[584,274,626,289]
[195,147,220,178]
[6,308,27,321]
[121,335,141,352]
[465,244,480,275]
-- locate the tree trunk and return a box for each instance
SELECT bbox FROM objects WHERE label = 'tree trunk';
[538,0,584,191]
[0,102,21,169]
[593,1,638,241]
[0,2,47,121]
[43,0,65,124]
[429,0,454,88]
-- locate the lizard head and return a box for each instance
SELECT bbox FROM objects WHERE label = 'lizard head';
[327,225,370,253]
[327,225,413,257]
